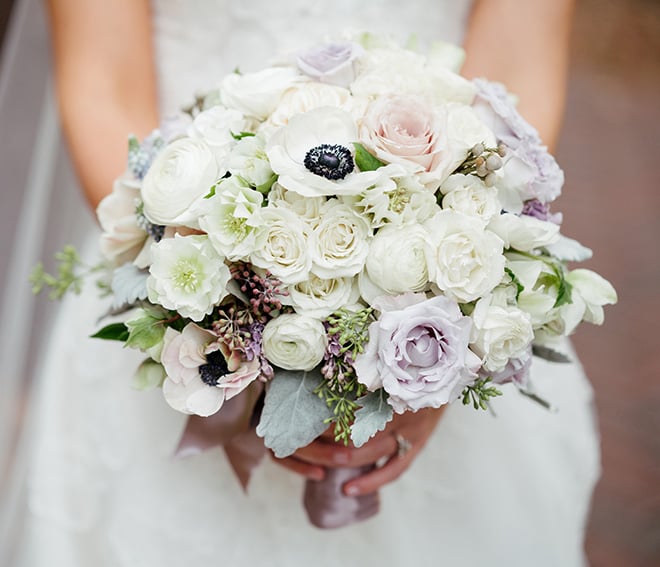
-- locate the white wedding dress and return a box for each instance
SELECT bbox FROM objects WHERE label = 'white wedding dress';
[14,1,600,565]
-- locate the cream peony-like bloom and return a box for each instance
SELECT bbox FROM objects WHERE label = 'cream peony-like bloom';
[187,105,247,163]
[147,234,231,321]
[261,314,327,371]
[425,210,505,303]
[440,173,501,225]
[286,274,359,319]
[142,137,219,227]
[269,82,354,127]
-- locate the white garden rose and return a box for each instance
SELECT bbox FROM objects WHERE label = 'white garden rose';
[310,200,372,279]
[147,234,231,321]
[220,67,301,120]
[286,274,359,319]
[97,176,148,266]
[269,82,354,127]
[250,206,311,284]
[440,173,500,224]
[188,106,247,162]
[198,177,263,261]
[470,295,534,373]
[366,224,429,294]
[488,212,560,252]
[142,137,219,227]
[266,107,387,197]
[267,182,326,223]
[425,210,505,303]
[261,314,327,371]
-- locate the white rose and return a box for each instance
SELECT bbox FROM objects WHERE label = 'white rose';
[310,200,372,279]
[266,107,387,197]
[440,173,500,224]
[147,234,231,321]
[470,295,534,373]
[286,275,359,319]
[97,176,148,266]
[250,206,311,284]
[142,138,219,227]
[425,210,505,303]
[366,224,429,293]
[488,212,560,251]
[198,177,263,261]
[269,82,354,127]
[188,106,247,162]
[220,67,301,120]
[267,182,326,223]
[262,314,327,371]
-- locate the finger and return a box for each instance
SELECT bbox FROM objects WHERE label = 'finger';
[342,447,419,496]
[271,454,325,481]
[294,433,399,468]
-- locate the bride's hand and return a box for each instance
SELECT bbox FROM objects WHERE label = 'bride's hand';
[272,406,446,495]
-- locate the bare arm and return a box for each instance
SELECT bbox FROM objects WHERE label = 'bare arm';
[46,0,159,209]
[462,0,576,150]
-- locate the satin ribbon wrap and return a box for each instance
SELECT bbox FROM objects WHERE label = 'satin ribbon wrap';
[175,381,380,528]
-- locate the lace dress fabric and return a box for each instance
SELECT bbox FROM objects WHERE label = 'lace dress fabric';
[15,1,600,565]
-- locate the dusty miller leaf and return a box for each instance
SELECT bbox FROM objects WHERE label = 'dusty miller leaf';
[111,263,149,310]
[256,369,332,458]
[351,390,393,448]
[532,344,572,363]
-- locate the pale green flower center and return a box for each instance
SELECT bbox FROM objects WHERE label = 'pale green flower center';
[224,215,249,241]
[387,187,411,213]
[172,258,203,293]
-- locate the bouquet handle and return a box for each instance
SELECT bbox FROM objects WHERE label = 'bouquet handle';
[303,464,380,529]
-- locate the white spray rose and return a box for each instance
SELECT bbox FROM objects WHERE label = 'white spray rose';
[142,138,219,227]
[470,295,534,373]
[425,210,505,303]
[262,314,327,371]
[286,274,359,319]
[310,200,372,279]
[440,173,501,224]
[147,235,231,321]
[250,206,311,284]
[267,183,326,223]
[366,224,429,294]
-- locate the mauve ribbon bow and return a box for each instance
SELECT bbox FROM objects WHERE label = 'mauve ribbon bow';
[175,381,380,528]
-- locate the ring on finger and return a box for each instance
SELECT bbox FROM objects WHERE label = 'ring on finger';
[394,433,412,458]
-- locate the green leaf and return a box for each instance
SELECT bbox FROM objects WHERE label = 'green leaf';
[504,267,524,300]
[350,390,393,447]
[256,369,333,458]
[91,322,130,342]
[131,359,167,390]
[125,311,167,350]
[231,130,256,141]
[353,143,386,172]
[255,172,277,194]
[554,275,573,308]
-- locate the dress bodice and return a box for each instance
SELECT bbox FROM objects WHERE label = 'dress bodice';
[151,0,473,114]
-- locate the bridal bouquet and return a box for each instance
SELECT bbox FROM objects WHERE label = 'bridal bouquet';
[33,34,616,526]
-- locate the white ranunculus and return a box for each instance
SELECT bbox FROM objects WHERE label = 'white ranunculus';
[266,107,387,197]
[147,234,231,321]
[470,295,534,373]
[226,134,274,189]
[425,210,505,303]
[269,82,354,127]
[440,173,501,224]
[220,67,301,121]
[97,176,148,266]
[347,165,439,228]
[142,137,219,227]
[286,274,359,319]
[488,212,560,252]
[198,177,263,261]
[250,206,311,284]
[366,224,429,294]
[309,200,372,279]
[187,106,247,162]
[261,314,327,371]
[267,182,326,223]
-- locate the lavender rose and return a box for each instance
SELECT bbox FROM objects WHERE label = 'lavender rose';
[354,294,480,413]
[296,41,364,87]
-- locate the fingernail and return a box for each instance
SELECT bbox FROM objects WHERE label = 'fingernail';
[344,485,360,497]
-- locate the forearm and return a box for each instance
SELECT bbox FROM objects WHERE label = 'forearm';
[461,0,576,150]
[47,0,159,210]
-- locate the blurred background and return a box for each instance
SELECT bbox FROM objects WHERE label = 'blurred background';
[0,0,658,565]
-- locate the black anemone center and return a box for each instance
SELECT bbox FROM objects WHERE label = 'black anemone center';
[198,349,229,386]
[304,144,354,180]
